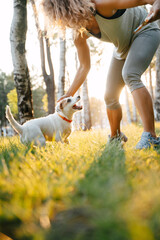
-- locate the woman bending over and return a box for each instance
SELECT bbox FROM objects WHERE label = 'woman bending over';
[42,0,160,149]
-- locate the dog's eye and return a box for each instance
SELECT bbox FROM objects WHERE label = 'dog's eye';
[67,99,71,103]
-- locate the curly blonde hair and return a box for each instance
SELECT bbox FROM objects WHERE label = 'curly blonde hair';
[41,0,95,32]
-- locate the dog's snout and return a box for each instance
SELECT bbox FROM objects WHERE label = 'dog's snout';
[77,96,80,99]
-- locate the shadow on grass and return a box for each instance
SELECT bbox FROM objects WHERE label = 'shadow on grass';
[46,142,131,240]
[0,217,22,240]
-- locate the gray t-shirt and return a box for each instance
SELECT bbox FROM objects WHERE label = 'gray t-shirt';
[86,7,160,59]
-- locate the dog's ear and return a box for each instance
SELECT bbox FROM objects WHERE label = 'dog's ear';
[60,99,67,109]
[60,102,63,109]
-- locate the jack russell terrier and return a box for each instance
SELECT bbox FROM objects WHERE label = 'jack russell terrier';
[6,96,82,147]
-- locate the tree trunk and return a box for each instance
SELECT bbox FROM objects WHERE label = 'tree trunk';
[154,20,160,121]
[82,79,92,130]
[10,0,33,124]
[57,37,66,99]
[124,86,131,124]
[72,89,82,131]
[30,0,55,114]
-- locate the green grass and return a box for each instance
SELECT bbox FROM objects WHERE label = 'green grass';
[1,124,160,240]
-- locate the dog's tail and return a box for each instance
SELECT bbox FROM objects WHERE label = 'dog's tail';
[6,105,23,135]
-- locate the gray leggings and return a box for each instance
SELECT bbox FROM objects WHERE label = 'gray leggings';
[104,29,160,109]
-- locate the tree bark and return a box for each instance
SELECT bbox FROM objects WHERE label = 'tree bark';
[154,20,160,120]
[82,79,92,130]
[72,89,82,131]
[10,0,33,123]
[58,37,66,99]
[30,0,55,114]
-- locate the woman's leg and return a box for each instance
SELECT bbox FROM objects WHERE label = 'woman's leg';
[132,87,156,136]
[122,29,160,138]
[107,107,122,137]
[104,57,125,137]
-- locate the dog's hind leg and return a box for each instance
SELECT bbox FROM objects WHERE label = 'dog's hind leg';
[55,132,63,143]
[34,136,46,147]
[25,126,46,147]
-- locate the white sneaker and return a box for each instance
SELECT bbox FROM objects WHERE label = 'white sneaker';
[135,132,160,150]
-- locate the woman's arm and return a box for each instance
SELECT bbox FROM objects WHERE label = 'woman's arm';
[67,33,91,96]
[57,33,90,101]
[95,0,155,16]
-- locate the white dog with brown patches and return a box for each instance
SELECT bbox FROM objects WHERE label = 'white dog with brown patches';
[6,96,82,147]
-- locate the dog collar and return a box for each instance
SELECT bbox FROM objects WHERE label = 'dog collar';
[57,113,72,123]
